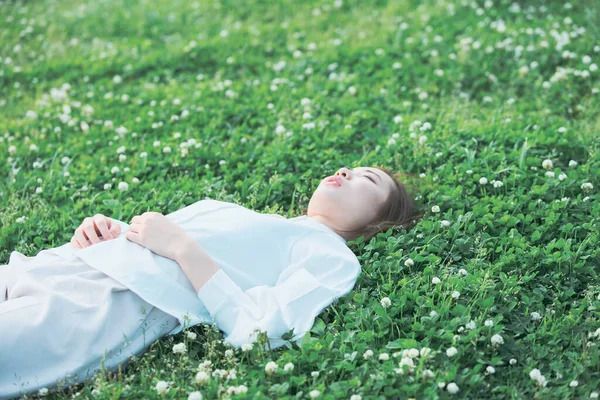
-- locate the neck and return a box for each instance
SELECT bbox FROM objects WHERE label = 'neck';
[306,215,349,241]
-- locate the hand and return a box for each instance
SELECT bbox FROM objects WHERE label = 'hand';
[72,214,122,249]
[126,211,189,261]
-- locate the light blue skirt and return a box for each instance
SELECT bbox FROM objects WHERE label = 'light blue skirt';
[0,248,179,400]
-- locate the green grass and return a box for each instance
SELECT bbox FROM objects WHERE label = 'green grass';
[1,0,600,398]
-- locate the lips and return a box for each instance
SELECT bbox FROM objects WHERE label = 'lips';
[325,176,342,186]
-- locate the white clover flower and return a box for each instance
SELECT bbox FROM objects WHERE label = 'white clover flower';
[398,356,415,372]
[570,380,579,387]
[38,388,49,396]
[111,166,119,174]
[529,368,548,386]
[265,361,278,374]
[309,390,321,398]
[363,349,374,359]
[590,64,598,72]
[531,311,542,321]
[407,348,419,358]
[173,343,187,354]
[29,144,39,152]
[446,382,459,394]
[311,371,320,378]
[590,391,599,398]
[484,319,494,327]
[379,353,390,361]
[542,159,553,170]
[432,277,441,285]
[545,171,555,178]
[479,177,488,185]
[186,331,197,340]
[420,347,432,357]
[458,268,468,276]
[404,258,414,267]
[558,126,567,133]
[155,381,171,395]
[491,334,504,345]
[275,125,286,135]
[195,371,209,384]
[569,160,578,167]
[394,115,403,124]
[118,182,129,191]
[219,159,227,166]
[466,169,473,174]
[446,347,457,357]
[441,220,451,227]
[380,297,392,308]
[486,366,496,374]
[493,180,503,188]
[348,86,357,95]
[558,173,567,181]
[188,391,202,400]
[431,205,440,213]
[581,182,594,192]
[465,320,477,330]
[104,183,112,190]
[509,358,517,365]
[438,382,446,389]
[283,362,294,372]
[451,291,460,299]
[241,343,253,351]
[301,98,311,106]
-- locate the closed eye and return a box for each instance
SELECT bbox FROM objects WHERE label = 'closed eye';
[365,176,376,184]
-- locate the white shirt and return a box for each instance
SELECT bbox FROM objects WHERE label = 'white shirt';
[48,199,362,350]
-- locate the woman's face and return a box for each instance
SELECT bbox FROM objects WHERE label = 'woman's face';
[307,166,396,237]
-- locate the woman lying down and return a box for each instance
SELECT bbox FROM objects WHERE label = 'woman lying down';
[0,166,421,399]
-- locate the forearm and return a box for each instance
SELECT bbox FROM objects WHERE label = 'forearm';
[175,238,220,294]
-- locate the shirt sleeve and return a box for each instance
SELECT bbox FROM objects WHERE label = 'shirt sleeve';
[196,232,362,350]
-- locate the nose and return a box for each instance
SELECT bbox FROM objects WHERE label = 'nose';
[336,167,352,180]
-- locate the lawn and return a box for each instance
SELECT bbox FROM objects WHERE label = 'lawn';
[1,0,599,398]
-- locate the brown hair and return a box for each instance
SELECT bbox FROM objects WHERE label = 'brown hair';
[298,167,426,244]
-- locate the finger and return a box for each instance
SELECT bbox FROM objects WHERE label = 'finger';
[83,224,101,245]
[128,222,140,233]
[74,228,90,248]
[70,236,82,249]
[93,215,112,240]
[109,222,121,237]
[125,230,139,244]
[131,215,142,224]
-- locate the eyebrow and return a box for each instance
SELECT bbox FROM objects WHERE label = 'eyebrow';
[352,168,382,184]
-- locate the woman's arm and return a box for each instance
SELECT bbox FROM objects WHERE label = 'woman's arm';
[175,239,221,294]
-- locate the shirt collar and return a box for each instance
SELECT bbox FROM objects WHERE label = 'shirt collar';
[289,215,347,243]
